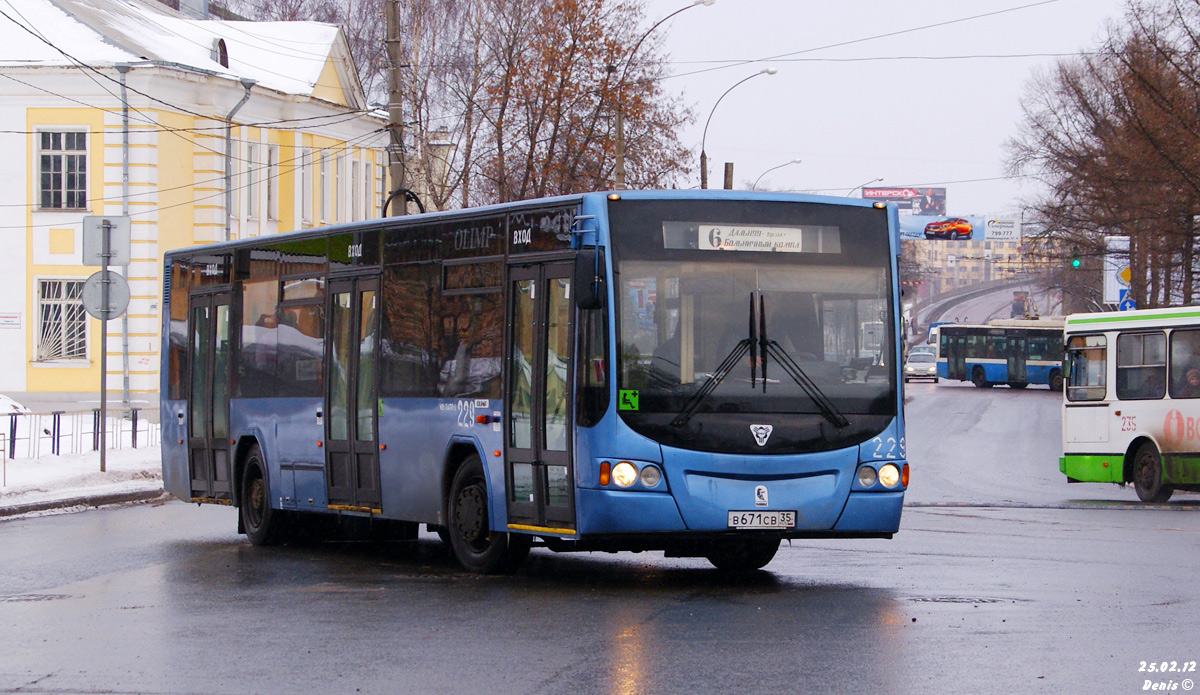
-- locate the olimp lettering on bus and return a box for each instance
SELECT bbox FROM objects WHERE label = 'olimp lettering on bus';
[454,224,495,252]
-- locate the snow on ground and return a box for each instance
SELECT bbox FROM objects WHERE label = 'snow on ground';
[0,446,162,512]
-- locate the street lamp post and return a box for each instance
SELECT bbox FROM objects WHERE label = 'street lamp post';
[751,158,802,190]
[700,67,777,189]
[847,176,883,197]
[612,0,715,190]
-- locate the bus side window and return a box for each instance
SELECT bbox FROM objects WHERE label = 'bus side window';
[1066,335,1106,401]
[576,306,609,427]
[1116,332,1165,400]
[1169,328,1200,399]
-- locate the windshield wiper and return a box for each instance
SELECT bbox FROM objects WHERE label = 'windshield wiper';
[764,340,850,428]
[671,295,758,428]
[757,292,849,428]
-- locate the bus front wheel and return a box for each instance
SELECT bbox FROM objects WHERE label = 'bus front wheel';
[972,367,992,388]
[1132,442,1174,503]
[240,445,289,546]
[705,537,781,571]
[447,455,531,574]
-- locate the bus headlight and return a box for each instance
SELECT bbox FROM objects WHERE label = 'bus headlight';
[639,465,662,488]
[611,461,638,488]
[857,466,877,488]
[879,463,901,488]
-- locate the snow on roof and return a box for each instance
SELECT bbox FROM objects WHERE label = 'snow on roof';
[0,0,348,98]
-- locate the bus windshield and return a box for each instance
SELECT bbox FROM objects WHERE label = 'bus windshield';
[609,198,895,454]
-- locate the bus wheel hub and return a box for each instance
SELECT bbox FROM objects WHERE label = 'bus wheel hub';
[455,485,486,543]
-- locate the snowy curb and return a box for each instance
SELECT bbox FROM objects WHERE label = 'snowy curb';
[0,488,169,518]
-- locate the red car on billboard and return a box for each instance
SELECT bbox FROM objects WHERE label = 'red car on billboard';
[923,217,973,240]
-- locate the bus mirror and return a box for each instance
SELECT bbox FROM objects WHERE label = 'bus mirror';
[574,248,604,310]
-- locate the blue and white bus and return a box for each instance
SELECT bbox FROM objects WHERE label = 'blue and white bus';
[161,190,909,573]
[937,318,1065,389]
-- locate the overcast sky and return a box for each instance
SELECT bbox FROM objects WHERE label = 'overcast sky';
[645,0,1128,214]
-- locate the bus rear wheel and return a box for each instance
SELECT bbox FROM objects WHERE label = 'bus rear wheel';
[705,537,781,571]
[1049,370,1064,392]
[447,455,531,574]
[240,445,289,546]
[972,367,992,388]
[1132,442,1174,503]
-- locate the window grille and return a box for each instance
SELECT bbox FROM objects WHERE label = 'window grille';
[37,279,87,361]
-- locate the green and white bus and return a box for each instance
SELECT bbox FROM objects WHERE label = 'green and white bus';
[1061,307,1200,502]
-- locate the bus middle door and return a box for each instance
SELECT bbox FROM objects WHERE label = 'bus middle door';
[505,263,576,535]
[947,334,967,380]
[324,276,382,513]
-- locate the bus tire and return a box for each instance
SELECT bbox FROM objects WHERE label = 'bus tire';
[972,367,992,388]
[1049,370,1063,392]
[705,537,781,571]
[447,455,531,574]
[240,444,289,546]
[1132,442,1174,503]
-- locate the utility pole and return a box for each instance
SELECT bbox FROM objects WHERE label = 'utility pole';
[386,0,407,216]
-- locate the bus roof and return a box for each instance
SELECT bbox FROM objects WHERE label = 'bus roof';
[986,317,1065,329]
[163,189,899,259]
[1065,306,1200,332]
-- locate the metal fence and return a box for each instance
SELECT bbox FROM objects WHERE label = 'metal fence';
[5,409,160,460]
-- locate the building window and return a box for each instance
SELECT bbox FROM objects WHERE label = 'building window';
[36,279,87,361]
[377,161,386,217]
[334,152,343,223]
[246,143,260,219]
[267,144,279,221]
[301,147,313,225]
[364,157,373,219]
[351,159,361,221]
[320,151,330,223]
[39,131,87,210]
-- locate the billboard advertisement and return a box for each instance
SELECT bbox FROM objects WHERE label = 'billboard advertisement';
[894,215,1023,241]
[983,217,1021,241]
[898,215,982,240]
[863,186,946,216]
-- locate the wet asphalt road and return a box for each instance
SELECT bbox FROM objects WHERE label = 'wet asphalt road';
[1,383,1198,695]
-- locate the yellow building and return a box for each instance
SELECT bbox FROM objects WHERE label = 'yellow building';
[909,239,1029,294]
[0,0,388,410]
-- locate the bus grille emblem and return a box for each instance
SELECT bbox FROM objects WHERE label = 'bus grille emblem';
[755,485,768,507]
[750,424,773,447]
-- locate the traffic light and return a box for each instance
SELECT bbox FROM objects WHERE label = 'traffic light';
[1070,246,1081,268]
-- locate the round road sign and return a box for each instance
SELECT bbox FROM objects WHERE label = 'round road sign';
[81,270,130,320]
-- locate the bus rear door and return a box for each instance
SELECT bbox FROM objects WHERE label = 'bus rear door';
[187,291,233,501]
[505,262,576,534]
[1008,332,1027,383]
[324,276,382,512]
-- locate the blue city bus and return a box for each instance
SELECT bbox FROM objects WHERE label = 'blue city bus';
[161,190,909,573]
[937,318,1065,390]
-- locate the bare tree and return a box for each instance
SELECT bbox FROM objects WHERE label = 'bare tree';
[1008,0,1200,309]
[234,0,692,209]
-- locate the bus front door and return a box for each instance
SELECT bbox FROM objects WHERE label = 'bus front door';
[947,335,967,380]
[505,263,576,534]
[324,277,382,512]
[186,291,232,501]
[1008,335,1027,383]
